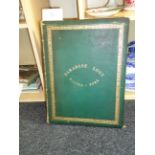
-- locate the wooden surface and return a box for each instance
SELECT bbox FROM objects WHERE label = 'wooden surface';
[19,29,36,65]
[19,19,27,29]
[125,91,135,100]
[19,89,45,102]
[19,90,134,103]
[128,20,135,41]
[112,10,135,21]
[20,0,49,89]
[77,0,86,19]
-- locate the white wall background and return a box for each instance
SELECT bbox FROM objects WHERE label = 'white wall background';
[49,0,78,18]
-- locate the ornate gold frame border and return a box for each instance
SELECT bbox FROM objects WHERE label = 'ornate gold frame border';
[46,23,124,125]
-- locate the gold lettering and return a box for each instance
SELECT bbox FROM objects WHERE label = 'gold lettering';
[72,66,76,71]
[84,64,88,68]
[75,65,78,69]
[101,73,104,77]
[92,66,104,78]
[64,64,89,77]
[89,79,100,87]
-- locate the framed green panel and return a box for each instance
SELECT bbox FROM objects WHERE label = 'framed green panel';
[41,18,129,127]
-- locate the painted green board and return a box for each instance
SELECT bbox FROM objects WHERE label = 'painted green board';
[41,18,129,127]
